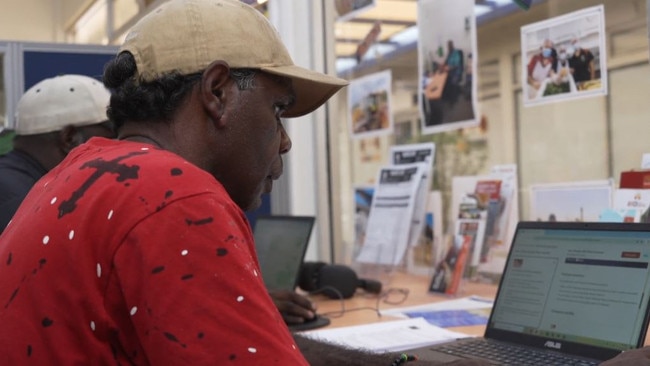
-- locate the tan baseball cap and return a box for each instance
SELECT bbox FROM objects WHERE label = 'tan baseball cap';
[120,0,348,118]
[15,74,110,136]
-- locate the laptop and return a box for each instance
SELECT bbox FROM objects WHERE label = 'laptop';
[253,215,330,331]
[410,221,650,365]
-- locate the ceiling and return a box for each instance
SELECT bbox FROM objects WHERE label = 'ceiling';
[334,0,538,75]
[239,0,538,77]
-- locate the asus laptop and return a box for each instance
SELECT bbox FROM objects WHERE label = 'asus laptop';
[410,221,650,365]
[253,215,330,331]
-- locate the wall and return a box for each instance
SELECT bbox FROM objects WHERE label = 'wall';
[0,0,61,41]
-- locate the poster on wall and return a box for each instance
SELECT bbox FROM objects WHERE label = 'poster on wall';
[348,70,394,140]
[417,0,478,135]
[521,5,607,107]
[528,179,614,222]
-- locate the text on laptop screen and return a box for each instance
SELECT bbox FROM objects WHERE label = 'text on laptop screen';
[253,216,314,291]
[491,226,650,351]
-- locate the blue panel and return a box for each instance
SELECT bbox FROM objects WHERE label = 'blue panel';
[23,50,115,89]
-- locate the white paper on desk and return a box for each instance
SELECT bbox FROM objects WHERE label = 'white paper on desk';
[356,164,424,266]
[301,317,470,353]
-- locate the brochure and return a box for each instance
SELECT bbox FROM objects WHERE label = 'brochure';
[356,164,424,266]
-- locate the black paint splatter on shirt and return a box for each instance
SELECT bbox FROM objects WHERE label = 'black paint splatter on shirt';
[216,248,228,257]
[58,151,146,218]
[151,266,165,274]
[170,168,183,176]
[6,252,12,265]
[41,317,53,327]
[5,288,19,308]
[185,217,214,226]
[163,332,187,348]
[181,274,194,281]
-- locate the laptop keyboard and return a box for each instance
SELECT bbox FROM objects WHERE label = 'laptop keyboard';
[434,339,599,366]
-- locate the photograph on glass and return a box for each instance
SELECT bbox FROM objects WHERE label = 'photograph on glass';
[348,69,394,140]
[521,5,607,107]
[528,179,614,222]
[417,0,478,135]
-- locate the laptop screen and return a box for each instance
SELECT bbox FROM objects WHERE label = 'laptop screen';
[253,216,315,291]
[486,221,650,357]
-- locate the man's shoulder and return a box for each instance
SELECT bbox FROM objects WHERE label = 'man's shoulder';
[54,139,226,212]
[0,150,45,187]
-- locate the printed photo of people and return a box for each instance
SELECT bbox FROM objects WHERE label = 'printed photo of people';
[348,70,393,139]
[521,5,607,107]
[418,0,478,135]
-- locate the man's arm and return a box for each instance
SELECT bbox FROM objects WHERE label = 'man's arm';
[294,335,490,366]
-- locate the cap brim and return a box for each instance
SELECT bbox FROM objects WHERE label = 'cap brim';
[261,65,348,118]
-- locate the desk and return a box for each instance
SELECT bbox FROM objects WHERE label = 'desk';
[311,270,650,346]
[311,270,497,337]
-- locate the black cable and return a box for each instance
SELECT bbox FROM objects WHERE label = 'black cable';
[310,287,411,319]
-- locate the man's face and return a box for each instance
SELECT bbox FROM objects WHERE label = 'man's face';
[214,72,294,211]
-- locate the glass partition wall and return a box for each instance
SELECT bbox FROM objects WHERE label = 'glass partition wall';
[329,0,650,265]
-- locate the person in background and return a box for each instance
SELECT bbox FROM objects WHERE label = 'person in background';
[554,46,571,80]
[441,40,464,105]
[0,74,115,232]
[542,38,558,71]
[568,38,596,87]
[526,44,554,99]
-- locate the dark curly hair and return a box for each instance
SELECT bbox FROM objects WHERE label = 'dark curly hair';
[102,52,256,131]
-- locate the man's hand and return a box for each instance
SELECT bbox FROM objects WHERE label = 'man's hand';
[269,289,316,325]
[600,347,650,365]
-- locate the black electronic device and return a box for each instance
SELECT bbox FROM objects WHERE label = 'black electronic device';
[298,261,383,299]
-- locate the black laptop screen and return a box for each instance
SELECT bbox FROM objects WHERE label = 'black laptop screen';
[253,216,315,291]
[487,222,650,353]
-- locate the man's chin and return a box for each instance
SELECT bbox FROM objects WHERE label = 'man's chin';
[242,192,271,213]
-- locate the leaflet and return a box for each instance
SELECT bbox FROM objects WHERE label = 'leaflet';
[356,164,424,266]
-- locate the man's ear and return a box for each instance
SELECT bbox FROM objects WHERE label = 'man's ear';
[59,125,84,155]
[201,61,232,128]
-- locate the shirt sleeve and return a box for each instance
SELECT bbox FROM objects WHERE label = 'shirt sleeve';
[109,193,307,365]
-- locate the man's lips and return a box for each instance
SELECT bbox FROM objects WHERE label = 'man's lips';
[264,170,282,193]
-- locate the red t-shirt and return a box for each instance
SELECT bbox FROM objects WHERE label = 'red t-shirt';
[0,137,307,365]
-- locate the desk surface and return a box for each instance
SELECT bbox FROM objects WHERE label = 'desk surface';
[310,270,650,344]
[310,270,497,337]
